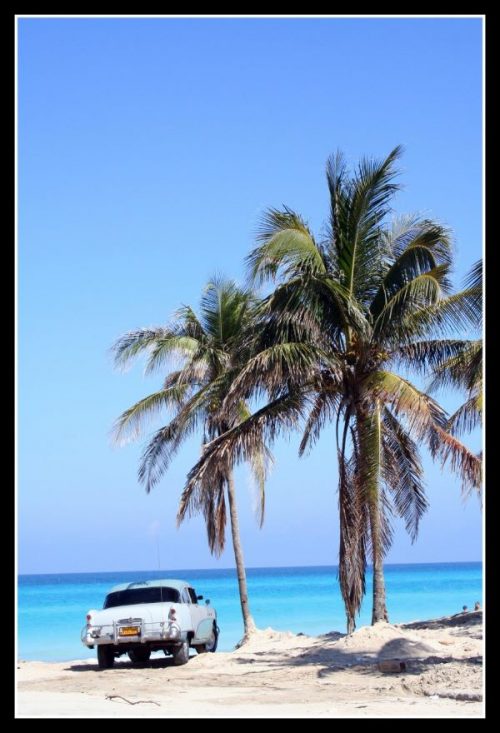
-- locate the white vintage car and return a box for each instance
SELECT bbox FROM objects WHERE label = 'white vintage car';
[81,578,219,668]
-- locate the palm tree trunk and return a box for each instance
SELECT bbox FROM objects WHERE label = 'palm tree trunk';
[346,613,356,635]
[358,403,389,625]
[368,495,389,624]
[226,470,256,641]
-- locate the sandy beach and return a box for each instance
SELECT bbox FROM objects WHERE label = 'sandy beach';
[16,610,483,718]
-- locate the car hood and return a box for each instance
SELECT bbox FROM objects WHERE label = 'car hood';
[87,602,176,626]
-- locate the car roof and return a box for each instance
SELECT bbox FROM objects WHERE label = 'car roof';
[107,579,192,593]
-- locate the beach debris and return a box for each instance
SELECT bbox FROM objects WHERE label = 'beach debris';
[105,694,160,707]
[377,660,407,673]
[438,640,455,646]
[422,690,482,702]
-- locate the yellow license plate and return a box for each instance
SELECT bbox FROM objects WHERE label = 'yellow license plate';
[119,626,140,636]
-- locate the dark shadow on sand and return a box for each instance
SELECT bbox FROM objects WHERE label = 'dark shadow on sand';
[65,654,198,672]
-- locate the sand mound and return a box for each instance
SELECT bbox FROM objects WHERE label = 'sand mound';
[335,621,440,659]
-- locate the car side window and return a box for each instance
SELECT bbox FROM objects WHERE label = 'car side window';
[187,588,198,605]
[181,588,191,604]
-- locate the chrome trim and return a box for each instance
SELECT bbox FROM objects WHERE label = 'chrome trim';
[82,619,182,647]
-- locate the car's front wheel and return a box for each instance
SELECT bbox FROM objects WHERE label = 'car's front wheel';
[128,648,151,664]
[97,645,115,669]
[172,640,190,665]
[205,623,219,653]
[194,623,219,654]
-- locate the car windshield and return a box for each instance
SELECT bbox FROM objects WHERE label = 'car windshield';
[104,587,180,608]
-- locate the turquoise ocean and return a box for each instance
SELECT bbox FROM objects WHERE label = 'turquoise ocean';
[18,562,482,662]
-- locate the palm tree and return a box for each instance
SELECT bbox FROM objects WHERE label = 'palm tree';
[112,278,271,640]
[180,147,481,632]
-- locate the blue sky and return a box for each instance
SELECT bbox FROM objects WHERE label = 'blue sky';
[18,16,482,574]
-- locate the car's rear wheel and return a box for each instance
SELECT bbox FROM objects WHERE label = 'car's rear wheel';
[97,645,115,669]
[172,640,190,665]
[128,648,151,664]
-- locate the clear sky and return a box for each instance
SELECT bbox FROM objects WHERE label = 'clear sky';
[18,16,483,574]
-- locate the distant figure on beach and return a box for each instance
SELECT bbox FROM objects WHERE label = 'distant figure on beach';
[462,605,468,612]
[474,601,481,611]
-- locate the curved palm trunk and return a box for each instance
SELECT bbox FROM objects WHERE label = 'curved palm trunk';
[227,470,256,642]
[368,493,389,624]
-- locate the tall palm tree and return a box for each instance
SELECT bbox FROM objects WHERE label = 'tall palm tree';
[112,278,271,640]
[180,147,481,632]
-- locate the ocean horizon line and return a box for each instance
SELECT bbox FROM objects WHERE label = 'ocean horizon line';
[19,559,482,578]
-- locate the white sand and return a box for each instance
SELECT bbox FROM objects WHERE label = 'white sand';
[16,611,483,718]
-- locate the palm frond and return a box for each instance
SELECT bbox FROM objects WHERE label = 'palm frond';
[337,145,403,301]
[428,341,482,394]
[257,272,369,349]
[249,446,272,528]
[173,304,206,340]
[381,409,427,541]
[204,480,228,555]
[428,424,482,495]
[379,214,425,256]
[200,278,253,346]
[463,259,482,291]
[238,401,273,527]
[299,392,339,456]
[392,339,474,376]
[363,371,447,440]
[447,392,482,436]
[337,410,367,632]
[325,149,349,272]
[180,391,307,514]
[401,289,481,339]
[112,383,191,445]
[370,220,452,318]
[138,421,188,494]
[138,380,222,492]
[171,358,211,389]
[247,207,327,285]
[454,259,482,330]
[222,341,333,407]
[178,472,228,555]
[387,218,452,266]
[379,487,395,557]
[112,327,176,370]
[144,335,201,374]
[373,266,451,341]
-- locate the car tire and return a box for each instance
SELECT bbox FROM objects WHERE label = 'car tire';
[172,640,190,665]
[128,648,151,664]
[97,645,115,669]
[205,623,219,653]
[195,623,219,654]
